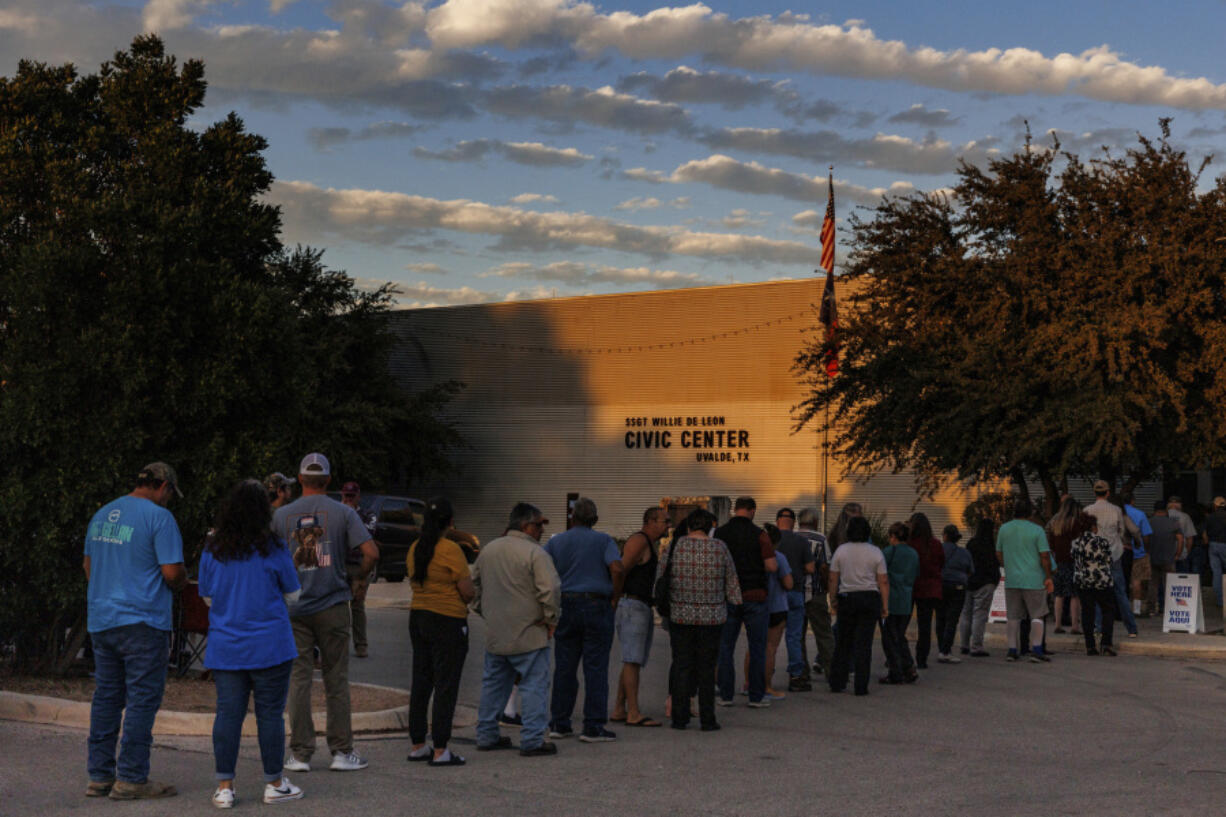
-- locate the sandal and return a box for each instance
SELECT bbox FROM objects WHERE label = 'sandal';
[609,715,627,722]
[625,717,662,727]
[427,753,467,767]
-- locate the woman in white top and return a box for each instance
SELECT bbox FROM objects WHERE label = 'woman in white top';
[826,516,889,696]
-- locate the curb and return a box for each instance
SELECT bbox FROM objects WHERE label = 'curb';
[0,683,477,737]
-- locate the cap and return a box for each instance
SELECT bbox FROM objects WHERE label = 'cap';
[263,472,296,493]
[296,514,320,530]
[299,452,330,477]
[138,462,183,497]
[1092,479,1110,494]
[341,481,361,496]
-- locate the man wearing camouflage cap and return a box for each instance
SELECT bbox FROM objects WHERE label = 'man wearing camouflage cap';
[264,472,296,509]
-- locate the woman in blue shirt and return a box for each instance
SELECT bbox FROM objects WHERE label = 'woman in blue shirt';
[198,480,302,808]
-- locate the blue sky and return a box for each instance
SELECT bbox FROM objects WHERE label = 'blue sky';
[4,0,1226,305]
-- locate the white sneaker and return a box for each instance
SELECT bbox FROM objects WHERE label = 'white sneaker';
[263,778,304,804]
[329,751,368,771]
[282,756,310,773]
[211,787,235,809]
[936,653,951,663]
[946,655,962,664]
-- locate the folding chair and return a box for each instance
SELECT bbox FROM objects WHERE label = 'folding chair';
[171,581,210,678]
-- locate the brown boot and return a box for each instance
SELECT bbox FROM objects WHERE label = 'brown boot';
[108,780,177,800]
[85,780,114,797]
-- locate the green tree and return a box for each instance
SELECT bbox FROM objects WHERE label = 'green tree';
[794,122,1226,516]
[0,37,461,673]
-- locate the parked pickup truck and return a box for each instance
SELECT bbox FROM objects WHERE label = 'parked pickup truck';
[328,493,479,582]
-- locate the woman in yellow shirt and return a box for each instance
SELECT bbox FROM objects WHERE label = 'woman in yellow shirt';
[406,497,475,767]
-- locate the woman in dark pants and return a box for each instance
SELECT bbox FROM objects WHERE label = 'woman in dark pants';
[406,497,475,766]
[907,513,945,669]
[936,524,973,663]
[827,517,890,696]
[1071,513,1118,656]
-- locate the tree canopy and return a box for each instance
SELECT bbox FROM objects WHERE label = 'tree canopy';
[794,121,1226,515]
[0,36,462,672]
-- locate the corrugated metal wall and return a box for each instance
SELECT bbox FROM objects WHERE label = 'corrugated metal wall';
[387,278,1157,543]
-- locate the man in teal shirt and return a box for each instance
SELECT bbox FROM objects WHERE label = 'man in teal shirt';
[995,498,1054,663]
[880,521,920,684]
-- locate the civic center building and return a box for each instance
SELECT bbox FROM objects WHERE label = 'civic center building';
[388,277,1166,542]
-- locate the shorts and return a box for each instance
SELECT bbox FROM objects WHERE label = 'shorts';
[1004,587,1048,621]
[1131,554,1151,582]
[768,611,787,628]
[615,597,654,666]
[1053,562,1075,598]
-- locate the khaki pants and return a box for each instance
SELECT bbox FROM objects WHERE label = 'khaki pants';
[346,563,368,651]
[288,602,352,760]
[803,595,835,675]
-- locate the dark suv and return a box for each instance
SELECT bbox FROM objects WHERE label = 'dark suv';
[328,493,478,582]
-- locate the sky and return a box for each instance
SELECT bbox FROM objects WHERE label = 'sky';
[4,0,1226,306]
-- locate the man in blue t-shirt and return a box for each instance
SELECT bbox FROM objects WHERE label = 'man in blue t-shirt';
[83,462,186,800]
[544,497,624,742]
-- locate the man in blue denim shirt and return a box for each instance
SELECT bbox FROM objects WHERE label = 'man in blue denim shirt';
[83,462,186,800]
[545,497,624,742]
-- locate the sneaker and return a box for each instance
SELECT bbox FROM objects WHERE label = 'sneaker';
[263,778,304,804]
[520,741,558,757]
[578,727,617,743]
[1101,646,1117,656]
[936,654,951,663]
[764,691,786,700]
[715,698,734,707]
[354,646,369,658]
[969,649,990,657]
[746,699,771,709]
[329,751,368,771]
[498,713,524,728]
[85,780,114,797]
[945,655,962,664]
[1128,632,1138,638]
[212,787,235,809]
[1006,650,1019,662]
[477,736,513,752]
[787,677,812,692]
[283,756,310,773]
[1029,651,1052,663]
[1086,647,1099,656]
[547,726,573,739]
[109,780,177,800]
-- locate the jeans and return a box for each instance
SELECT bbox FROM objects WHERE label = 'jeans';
[1078,587,1116,649]
[668,623,721,728]
[829,592,881,695]
[550,596,614,732]
[935,584,966,655]
[88,623,170,784]
[1209,542,1226,605]
[408,610,469,749]
[1098,560,1137,635]
[212,660,293,782]
[959,584,996,651]
[784,590,807,677]
[913,597,940,666]
[288,602,352,760]
[880,612,915,680]
[803,594,835,675]
[717,600,769,703]
[478,647,550,750]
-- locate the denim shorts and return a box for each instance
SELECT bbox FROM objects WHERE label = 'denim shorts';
[615,598,654,666]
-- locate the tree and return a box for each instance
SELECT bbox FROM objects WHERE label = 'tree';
[0,37,461,673]
[794,122,1226,516]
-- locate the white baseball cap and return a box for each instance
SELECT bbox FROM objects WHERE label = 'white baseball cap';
[298,452,330,477]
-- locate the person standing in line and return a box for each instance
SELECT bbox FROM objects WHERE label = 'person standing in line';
[958,518,999,657]
[198,480,303,807]
[747,523,792,699]
[1083,480,1140,639]
[773,508,816,692]
[906,513,945,670]
[1168,496,1201,574]
[84,463,186,800]
[1147,501,1183,616]
[339,482,378,658]
[272,453,378,773]
[545,497,624,743]
[406,498,473,767]
[827,517,889,696]
[996,497,1055,663]
[1045,497,1084,634]
[610,507,670,728]
[1070,513,1118,656]
[714,496,778,708]
[1122,492,1153,616]
[797,507,835,678]
[264,472,296,510]
[1203,497,1226,607]
[879,522,919,685]
[472,503,561,757]
[659,508,742,731]
[936,524,972,664]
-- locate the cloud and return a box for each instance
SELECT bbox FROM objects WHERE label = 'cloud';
[412,138,593,166]
[404,262,447,274]
[142,0,214,31]
[612,196,689,211]
[307,121,427,150]
[392,281,509,307]
[625,154,917,205]
[481,84,694,135]
[719,209,767,229]
[888,103,960,127]
[270,180,817,265]
[616,65,789,110]
[510,193,561,204]
[485,261,712,288]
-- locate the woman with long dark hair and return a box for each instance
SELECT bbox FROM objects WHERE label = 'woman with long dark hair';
[1046,496,1086,633]
[406,497,474,767]
[198,480,303,808]
[907,512,945,670]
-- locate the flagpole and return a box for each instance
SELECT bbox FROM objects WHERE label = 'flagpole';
[820,165,835,535]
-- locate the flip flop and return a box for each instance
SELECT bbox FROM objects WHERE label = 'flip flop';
[625,717,662,727]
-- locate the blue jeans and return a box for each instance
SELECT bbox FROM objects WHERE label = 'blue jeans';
[1209,542,1226,605]
[784,591,807,677]
[87,623,170,784]
[478,647,550,750]
[1097,560,1138,635]
[550,596,614,732]
[212,660,293,782]
[717,600,769,703]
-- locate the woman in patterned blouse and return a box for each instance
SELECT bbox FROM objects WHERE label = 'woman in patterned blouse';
[1070,513,1118,656]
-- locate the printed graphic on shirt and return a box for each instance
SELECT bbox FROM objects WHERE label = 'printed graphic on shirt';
[88,508,135,546]
[290,513,330,571]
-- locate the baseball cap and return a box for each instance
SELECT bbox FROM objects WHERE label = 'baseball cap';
[138,462,183,497]
[299,452,330,477]
[1092,479,1110,494]
[296,514,320,530]
[341,481,361,496]
[263,472,297,493]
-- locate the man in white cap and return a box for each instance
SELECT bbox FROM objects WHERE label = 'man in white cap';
[271,453,378,772]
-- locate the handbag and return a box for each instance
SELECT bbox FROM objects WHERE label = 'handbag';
[654,543,675,619]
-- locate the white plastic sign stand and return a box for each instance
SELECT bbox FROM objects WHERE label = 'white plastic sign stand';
[988,576,1008,623]
[1162,573,1204,633]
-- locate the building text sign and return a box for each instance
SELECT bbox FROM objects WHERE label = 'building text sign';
[624,415,751,463]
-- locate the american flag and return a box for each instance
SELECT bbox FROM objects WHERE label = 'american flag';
[818,171,838,378]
